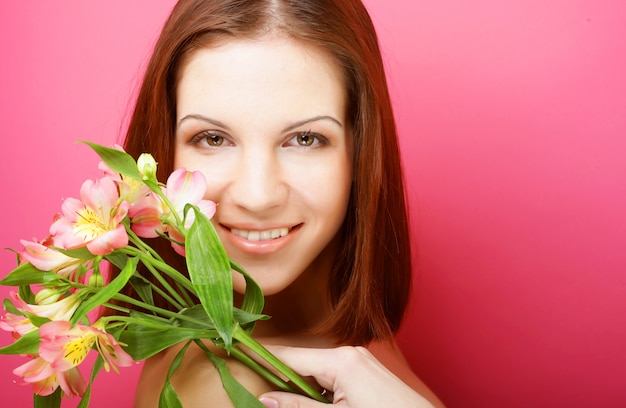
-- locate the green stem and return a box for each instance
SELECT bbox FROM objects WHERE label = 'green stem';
[232,325,329,403]
[126,227,167,264]
[142,254,197,307]
[102,302,132,315]
[101,314,217,336]
[148,183,184,228]
[141,260,188,309]
[110,293,208,327]
[125,222,195,307]
[229,347,300,394]
[119,246,195,292]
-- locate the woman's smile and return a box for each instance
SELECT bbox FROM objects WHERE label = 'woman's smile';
[230,226,291,242]
[219,223,302,256]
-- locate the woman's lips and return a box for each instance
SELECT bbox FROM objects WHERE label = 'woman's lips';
[220,224,301,255]
[230,226,290,242]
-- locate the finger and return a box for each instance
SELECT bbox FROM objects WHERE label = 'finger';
[259,393,330,408]
[262,345,339,389]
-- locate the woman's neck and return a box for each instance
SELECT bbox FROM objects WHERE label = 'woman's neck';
[238,244,336,342]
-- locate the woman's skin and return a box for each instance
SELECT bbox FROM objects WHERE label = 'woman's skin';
[258,345,436,408]
[134,34,444,408]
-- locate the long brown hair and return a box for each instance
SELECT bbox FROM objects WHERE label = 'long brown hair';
[122,0,412,345]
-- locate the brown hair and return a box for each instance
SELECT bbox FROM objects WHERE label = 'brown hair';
[122,0,412,345]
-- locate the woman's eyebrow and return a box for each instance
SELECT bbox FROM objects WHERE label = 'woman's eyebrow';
[177,113,343,131]
[283,115,343,132]
[177,114,230,130]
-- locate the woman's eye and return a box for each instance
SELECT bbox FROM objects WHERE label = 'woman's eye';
[206,133,225,146]
[296,132,315,146]
[190,130,229,147]
[290,131,328,148]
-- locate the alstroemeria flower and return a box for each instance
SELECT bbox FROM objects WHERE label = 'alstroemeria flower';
[13,356,87,397]
[162,169,217,256]
[0,292,81,337]
[38,320,134,373]
[50,177,129,255]
[0,313,33,339]
[20,239,86,280]
[128,191,165,238]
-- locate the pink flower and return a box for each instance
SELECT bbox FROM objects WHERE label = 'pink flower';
[0,313,32,339]
[128,191,165,238]
[13,356,87,397]
[50,177,129,255]
[162,169,217,256]
[97,147,166,238]
[20,239,85,280]
[0,292,81,337]
[38,320,134,373]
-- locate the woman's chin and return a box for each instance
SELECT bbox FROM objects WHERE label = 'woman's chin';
[232,273,293,297]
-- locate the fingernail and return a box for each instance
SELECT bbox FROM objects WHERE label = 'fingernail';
[259,397,279,408]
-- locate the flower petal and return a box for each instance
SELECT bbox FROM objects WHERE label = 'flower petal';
[79,177,119,216]
[20,240,82,277]
[57,367,87,397]
[13,357,55,384]
[86,224,129,255]
[166,169,207,211]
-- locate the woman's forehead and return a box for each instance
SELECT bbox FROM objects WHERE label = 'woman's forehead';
[175,35,347,128]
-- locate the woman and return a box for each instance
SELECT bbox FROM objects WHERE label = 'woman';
[120,0,443,406]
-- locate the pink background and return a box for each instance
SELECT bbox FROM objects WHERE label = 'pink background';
[1,1,625,407]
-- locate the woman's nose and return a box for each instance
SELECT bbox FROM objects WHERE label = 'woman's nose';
[229,148,287,213]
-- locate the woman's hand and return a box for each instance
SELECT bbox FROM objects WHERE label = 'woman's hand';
[258,345,435,408]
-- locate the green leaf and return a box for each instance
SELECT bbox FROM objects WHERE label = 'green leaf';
[170,304,267,330]
[81,141,142,180]
[185,205,234,350]
[231,261,264,332]
[120,324,217,361]
[0,262,59,286]
[233,308,270,326]
[3,298,20,315]
[71,256,139,324]
[158,341,191,408]
[0,329,40,355]
[168,304,209,329]
[105,251,129,270]
[129,276,155,306]
[24,312,51,328]
[77,355,105,408]
[53,246,95,260]
[18,284,36,304]
[196,341,265,408]
[34,387,62,408]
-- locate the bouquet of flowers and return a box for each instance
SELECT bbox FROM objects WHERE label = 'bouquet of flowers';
[0,142,328,407]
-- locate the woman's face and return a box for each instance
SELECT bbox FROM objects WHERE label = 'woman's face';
[174,36,352,296]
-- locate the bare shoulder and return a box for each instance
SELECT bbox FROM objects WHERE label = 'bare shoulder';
[367,340,446,408]
[134,341,273,408]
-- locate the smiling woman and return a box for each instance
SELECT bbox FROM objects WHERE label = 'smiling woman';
[115,0,444,407]
[3,0,626,406]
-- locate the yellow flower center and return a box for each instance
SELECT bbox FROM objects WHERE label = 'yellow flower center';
[63,332,97,367]
[74,207,108,240]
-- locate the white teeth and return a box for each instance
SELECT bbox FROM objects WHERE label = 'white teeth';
[231,227,290,242]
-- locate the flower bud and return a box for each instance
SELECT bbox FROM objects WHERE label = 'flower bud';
[88,272,105,288]
[137,153,158,181]
[35,288,62,305]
